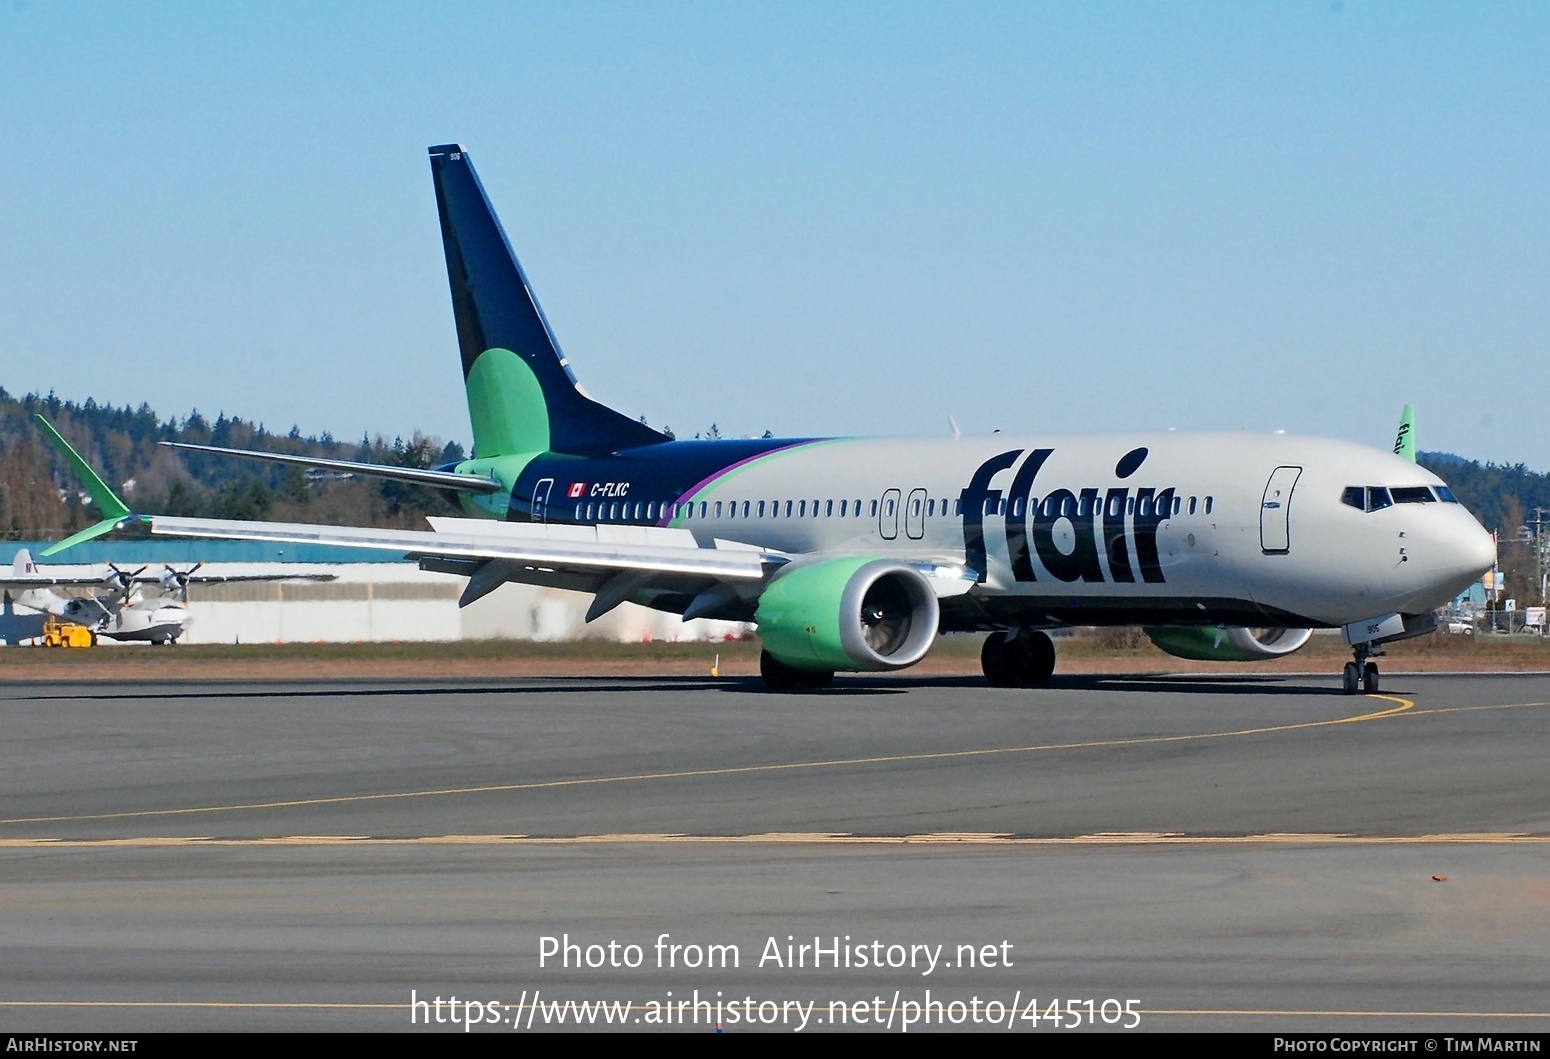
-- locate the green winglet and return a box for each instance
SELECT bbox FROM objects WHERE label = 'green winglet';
[34,413,136,557]
[40,516,139,557]
[1392,403,1416,462]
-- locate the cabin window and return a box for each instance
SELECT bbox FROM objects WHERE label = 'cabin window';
[757,500,765,517]
[871,500,878,517]
[855,499,862,515]
[699,501,708,519]
[742,501,750,518]
[1127,498,1136,515]
[1188,496,1197,515]
[798,500,806,517]
[1173,497,1181,516]
[785,500,793,517]
[840,500,848,517]
[825,500,833,517]
[929,499,937,517]
[608,502,618,520]
[1204,497,1213,514]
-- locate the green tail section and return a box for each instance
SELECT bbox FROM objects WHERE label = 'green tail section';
[33,414,138,557]
[1393,403,1416,462]
[465,347,550,457]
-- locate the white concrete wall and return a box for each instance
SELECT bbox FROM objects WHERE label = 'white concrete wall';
[6,562,750,645]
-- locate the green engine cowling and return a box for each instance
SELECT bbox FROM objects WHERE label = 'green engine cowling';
[755,556,940,672]
[1143,626,1314,662]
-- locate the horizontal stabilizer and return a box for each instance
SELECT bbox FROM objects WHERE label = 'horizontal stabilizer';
[159,442,503,493]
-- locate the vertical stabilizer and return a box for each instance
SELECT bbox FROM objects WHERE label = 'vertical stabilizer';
[428,144,667,457]
[1393,403,1416,462]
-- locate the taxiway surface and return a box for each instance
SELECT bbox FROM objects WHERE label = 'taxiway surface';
[2,673,1547,1032]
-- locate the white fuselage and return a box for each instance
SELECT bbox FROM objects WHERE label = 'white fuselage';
[637,432,1493,628]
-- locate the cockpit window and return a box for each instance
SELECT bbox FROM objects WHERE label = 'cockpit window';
[1434,486,1460,503]
[1391,486,1435,504]
[1343,486,1394,512]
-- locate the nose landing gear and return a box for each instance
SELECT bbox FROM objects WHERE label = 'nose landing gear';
[1342,644,1382,695]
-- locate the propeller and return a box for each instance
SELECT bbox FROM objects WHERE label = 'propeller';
[161,562,205,604]
[105,564,147,603]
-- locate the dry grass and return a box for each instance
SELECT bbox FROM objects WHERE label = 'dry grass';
[2,630,1546,682]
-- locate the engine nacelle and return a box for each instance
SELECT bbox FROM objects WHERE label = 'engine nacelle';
[755,557,940,672]
[1143,625,1314,662]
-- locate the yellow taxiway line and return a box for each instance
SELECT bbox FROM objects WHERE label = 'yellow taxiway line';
[2,830,1548,849]
[0,693,1434,826]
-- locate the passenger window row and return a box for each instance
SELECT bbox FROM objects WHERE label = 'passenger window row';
[573,497,940,523]
[572,492,1218,524]
[983,495,1214,517]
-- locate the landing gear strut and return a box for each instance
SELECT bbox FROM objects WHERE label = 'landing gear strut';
[981,630,1056,687]
[1342,644,1382,695]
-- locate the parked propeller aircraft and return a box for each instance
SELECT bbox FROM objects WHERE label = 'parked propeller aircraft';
[57,144,1489,691]
[1,548,335,645]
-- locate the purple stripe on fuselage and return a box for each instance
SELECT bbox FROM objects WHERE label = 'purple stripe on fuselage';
[657,440,825,526]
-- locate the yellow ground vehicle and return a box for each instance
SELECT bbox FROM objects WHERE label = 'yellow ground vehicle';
[41,617,96,648]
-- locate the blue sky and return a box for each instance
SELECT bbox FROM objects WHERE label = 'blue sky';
[3,3,1546,466]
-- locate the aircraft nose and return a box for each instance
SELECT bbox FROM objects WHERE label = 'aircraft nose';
[1397,509,1496,612]
[1445,523,1497,583]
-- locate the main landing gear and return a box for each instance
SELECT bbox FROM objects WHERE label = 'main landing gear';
[981,630,1056,687]
[1342,644,1382,695]
[759,650,834,691]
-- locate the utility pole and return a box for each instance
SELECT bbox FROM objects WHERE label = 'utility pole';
[1535,508,1549,608]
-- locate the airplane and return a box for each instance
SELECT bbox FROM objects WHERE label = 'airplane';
[1,548,335,645]
[66,143,1492,693]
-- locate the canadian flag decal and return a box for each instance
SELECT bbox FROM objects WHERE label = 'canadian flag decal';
[568,482,586,498]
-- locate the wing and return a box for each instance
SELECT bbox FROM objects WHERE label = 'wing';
[0,574,115,589]
[149,515,780,620]
[131,573,341,585]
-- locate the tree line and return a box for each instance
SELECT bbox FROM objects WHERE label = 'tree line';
[3,385,1546,568]
[0,388,465,541]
